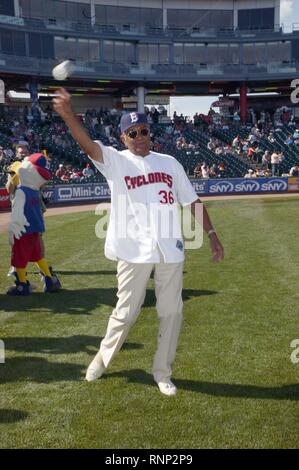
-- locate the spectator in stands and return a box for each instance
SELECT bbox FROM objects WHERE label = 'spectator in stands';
[157,105,166,116]
[233,111,240,124]
[293,129,299,139]
[151,107,160,124]
[3,146,14,161]
[244,169,256,178]
[218,162,226,174]
[193,113,200,127]
[5,142,30,197]
[187,141,196,150]
[255,168,264,177]
[215,145,224,156]
[178,113,186,125]
[207,138,216,151]
[249,108,257,125]
[261,150,271,169]
[61,164,73,182]
[70,168,83,183]
[82,163,95,180]
[247,144,257,162]
[278,152,285,165]
[74,168,84,183]
[271,150,280,176]
[193,163,202,178]
[55,164,66,179]
[287,114,295,127]
[284,135,294,146]
[176,136,186,150]
[241,140,249,155]
[209,163,219,178]
[255,146,264,164]
[289,165,299,177]
[275,119,283,130]
[201,163,210,179]
[232,135,242,152]
[260,111,266,124]
[251,125,261,139]
[268,132,276,144]
[172,111,179,125]
[15,141,30,161]
[281,106,290,124]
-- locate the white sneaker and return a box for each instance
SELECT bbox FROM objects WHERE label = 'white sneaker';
[85,352,106,382]
[157,379,177,396]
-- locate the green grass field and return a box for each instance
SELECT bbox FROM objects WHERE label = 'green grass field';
[0,197,299,449]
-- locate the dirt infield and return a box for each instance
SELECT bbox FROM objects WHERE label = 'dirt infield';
[0,193,298,234]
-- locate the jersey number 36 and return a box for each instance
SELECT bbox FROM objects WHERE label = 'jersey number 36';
[159,190,174,204]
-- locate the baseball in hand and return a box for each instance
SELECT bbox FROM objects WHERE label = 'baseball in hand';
[52,60,73,80]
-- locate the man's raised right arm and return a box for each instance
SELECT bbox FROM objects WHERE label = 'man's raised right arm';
[52,88,103,163]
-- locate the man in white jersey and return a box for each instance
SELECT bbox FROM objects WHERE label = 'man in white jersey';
[53,89,224,396]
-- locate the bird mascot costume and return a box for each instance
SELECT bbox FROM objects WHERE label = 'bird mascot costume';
[7,153,61,296]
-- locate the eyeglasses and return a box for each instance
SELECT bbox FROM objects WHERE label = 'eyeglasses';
[126,128,149,139]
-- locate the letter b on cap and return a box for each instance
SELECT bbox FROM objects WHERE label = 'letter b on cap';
[130,112,138,123]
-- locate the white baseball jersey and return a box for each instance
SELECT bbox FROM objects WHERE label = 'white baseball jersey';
[90,142,198,263]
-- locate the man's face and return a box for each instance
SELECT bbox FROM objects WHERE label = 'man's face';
[16,145,29,160]
[121,124,151,157]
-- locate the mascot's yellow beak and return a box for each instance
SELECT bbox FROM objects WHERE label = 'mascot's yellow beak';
[7,161,22,174]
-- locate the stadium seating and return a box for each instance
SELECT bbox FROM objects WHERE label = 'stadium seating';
[1,108,299,185]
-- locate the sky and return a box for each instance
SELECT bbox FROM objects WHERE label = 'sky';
[170,0,299,118]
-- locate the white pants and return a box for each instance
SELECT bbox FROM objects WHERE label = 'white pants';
[99,255,183,382]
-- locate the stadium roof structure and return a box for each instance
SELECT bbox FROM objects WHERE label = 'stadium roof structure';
[0,0,298,102]
[1,70,296,101]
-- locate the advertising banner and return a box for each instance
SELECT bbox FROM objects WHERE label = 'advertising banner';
[0,188,10,209]
[37,177,289,208]
[50,183,111,203]
[288,177,299,192]
[191,178,288,195]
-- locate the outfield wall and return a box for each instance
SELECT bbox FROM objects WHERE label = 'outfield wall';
[1,177,298,210]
